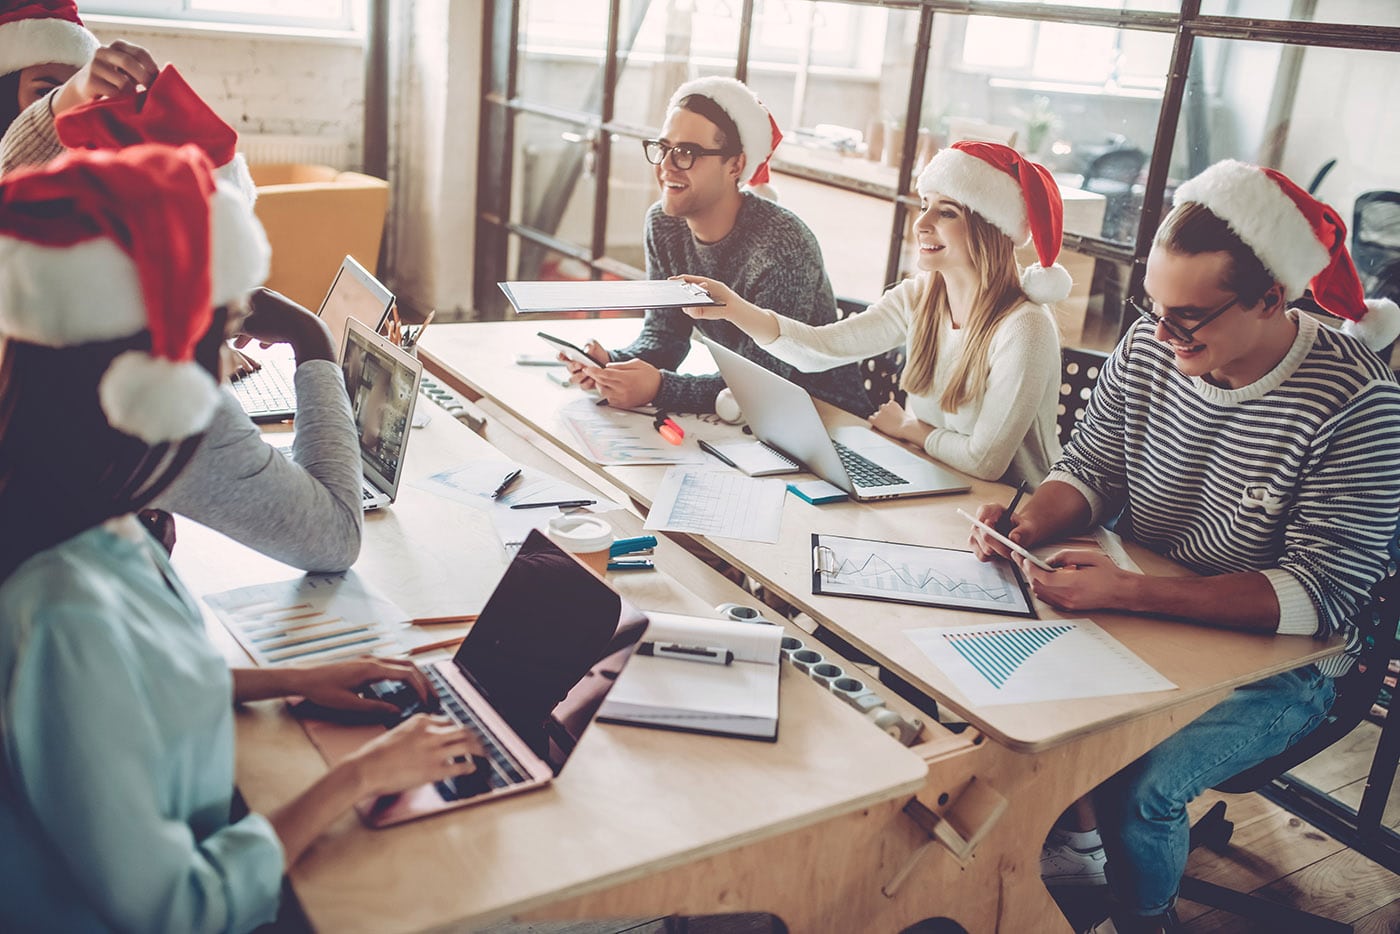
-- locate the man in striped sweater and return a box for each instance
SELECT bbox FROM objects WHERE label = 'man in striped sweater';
[971,161,1400,934]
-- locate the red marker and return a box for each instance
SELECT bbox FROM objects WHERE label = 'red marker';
[653,413,684,445]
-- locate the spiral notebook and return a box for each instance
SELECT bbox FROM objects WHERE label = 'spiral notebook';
[710,440,801,477]
[598,613,783,741]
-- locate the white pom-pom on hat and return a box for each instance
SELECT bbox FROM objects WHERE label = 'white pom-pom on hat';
[917,141,1071,304]
[98,352,222,445]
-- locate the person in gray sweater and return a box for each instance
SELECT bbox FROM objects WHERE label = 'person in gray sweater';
[563,77,869,416]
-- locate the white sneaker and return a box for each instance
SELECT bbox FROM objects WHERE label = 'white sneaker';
[1041,838,1108,887]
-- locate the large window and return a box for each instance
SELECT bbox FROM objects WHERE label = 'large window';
[82,0,357,30]
[478,0,1400,362]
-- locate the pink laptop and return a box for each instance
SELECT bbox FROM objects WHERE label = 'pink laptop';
[300,530,649,827]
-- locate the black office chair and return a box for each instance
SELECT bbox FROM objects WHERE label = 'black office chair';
[1082,146,1147,242]
[835,296,907,413]
[1352,191,1400,299]
[1180,567,1400,933]
[1057,348,1107,448]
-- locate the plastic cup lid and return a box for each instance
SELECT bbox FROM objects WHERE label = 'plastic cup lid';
[546,514,613,553]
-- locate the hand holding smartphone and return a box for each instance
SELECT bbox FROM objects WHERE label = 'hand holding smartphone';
[537,331,602,368]
[956,508,1055,572]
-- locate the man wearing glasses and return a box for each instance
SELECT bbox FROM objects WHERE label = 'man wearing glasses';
[562,76,868,416]
[970,160,1400,934]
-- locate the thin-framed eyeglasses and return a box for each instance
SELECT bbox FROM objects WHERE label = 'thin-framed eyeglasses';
[1128,294,1240,344]
[642,139,733,171]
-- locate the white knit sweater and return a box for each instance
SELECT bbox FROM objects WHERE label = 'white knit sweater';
[761,276,1063,485]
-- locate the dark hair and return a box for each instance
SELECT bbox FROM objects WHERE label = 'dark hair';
[0,309,226,581]
[1154,200,1277,305]
[676,94,741,156]
[0,71,21,137]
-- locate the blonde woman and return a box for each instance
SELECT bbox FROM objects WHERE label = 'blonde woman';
[681,141,1069,486]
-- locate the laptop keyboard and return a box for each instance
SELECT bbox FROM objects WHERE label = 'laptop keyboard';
[833,439,907,488]
[422,668,531,799]
[230,363,297,418]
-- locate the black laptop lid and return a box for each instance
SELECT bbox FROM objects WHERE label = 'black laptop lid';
[454,530,648,774]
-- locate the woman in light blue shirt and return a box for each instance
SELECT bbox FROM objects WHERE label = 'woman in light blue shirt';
[0,145,482,932]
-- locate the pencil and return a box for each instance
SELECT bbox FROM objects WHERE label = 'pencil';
[410,614,479,627]
[407,635,465,656]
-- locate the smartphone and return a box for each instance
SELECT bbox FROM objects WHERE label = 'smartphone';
[955,508,1055,572]
[537,331,600,368]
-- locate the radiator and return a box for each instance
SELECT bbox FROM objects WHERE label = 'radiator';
[240,134,353,169]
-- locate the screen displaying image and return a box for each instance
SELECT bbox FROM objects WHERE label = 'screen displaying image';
[343,329,415,481]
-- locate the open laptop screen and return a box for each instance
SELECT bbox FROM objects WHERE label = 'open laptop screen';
[342,320,419,489]
[455,530,648,774]
[319,255,394,347]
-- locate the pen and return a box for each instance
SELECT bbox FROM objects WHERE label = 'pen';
[490,468,522,499]
[697,438,738,469]
[509,499,596,510]
[638,641,733,665]
[607,558,654,571]
[653,412,684,445]
[995,480,1030,535]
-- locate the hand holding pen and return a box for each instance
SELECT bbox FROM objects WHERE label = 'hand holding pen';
[994,480,1029,535]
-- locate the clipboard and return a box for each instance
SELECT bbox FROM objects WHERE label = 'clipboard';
[811,533,1035,618]
[498,278,725,314]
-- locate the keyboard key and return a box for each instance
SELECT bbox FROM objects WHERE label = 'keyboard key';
[833,440,906,488]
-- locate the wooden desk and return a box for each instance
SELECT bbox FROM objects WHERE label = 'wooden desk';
[419,318,1344,932]
[174,398,942,933]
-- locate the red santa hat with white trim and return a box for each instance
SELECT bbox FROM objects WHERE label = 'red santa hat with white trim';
[668,76,783,201]
[916,140,1072,304]
[1173,159,1400,351]
[0,0,98,75]
[55,64,257,204]
[0,143,270,442]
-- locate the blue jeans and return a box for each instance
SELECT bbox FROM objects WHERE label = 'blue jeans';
[1093,664,1337,917]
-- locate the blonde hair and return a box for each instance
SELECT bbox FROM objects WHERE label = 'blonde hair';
[902,207,1029,412]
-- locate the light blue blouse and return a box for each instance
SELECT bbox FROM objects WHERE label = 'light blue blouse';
[0,518,284,932]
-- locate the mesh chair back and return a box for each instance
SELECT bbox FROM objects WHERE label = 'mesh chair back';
[836,297,907,412]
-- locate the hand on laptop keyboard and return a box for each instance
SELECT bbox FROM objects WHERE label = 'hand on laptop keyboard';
[345,713,486,800]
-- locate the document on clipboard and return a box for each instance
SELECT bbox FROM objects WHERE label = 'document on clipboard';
[498,278,724,314]
[599,612,782,741]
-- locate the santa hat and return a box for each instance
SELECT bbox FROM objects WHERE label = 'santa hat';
[0,0,98,76]
[0,143,270,442]
[916,140,1072,304]
[55,64,257,205]
[1173,160,1400,351]
[668,76,783,200]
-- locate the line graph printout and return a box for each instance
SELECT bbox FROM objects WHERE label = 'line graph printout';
[559,398,704,466]
[645,466,786,542]
[907,619,1178,706]
[811,533,1033,616]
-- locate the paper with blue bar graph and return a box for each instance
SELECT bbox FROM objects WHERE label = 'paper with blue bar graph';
[906,619,1177,706]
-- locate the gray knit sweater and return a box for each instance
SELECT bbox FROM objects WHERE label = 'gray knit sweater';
[0,90,64,176]
[611,193,871,415]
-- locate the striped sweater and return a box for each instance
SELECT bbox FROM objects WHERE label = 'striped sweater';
[1047,312,1400,677]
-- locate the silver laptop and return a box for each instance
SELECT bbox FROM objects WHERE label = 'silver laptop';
[231,255,395,422]
[700,334,969,501]
[342,318,422,510]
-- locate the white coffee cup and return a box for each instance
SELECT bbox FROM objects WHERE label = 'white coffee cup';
[546,514,614,575]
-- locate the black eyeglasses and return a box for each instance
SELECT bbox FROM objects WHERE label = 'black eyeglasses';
[1129,294,1240,344]
[642,139,733,171]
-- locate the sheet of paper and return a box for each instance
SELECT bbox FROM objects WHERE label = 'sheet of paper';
[643,611,784,664]
[906,618,1177,706]
[499,278,721,313]
[813,534,1032,616]
[1033,526,1143,574]
[559,398,705,466]
[204,571,410,666]
[644,466,786,542]
[410,457,622,554]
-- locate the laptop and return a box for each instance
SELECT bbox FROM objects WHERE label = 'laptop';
[230,255,395,422]
[341,317,422,510]
[300,529,649,827]
[700,334,970,501]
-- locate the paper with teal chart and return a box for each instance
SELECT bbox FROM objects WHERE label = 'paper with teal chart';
[559,398,704,466]
[906,619,1177,706]
[812,533,1033,616]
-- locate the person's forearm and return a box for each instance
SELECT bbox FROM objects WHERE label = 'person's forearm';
[232,667,303,703]
[1125,570,1281,632]
[267,760,366,865]
[724,302,782,344]
[1020,480,1094,544]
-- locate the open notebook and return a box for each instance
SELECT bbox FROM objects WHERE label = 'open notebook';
[598,613,783,741]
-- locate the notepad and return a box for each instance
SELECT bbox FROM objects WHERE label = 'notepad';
[598,613,783,741]
[710,440,801,477]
